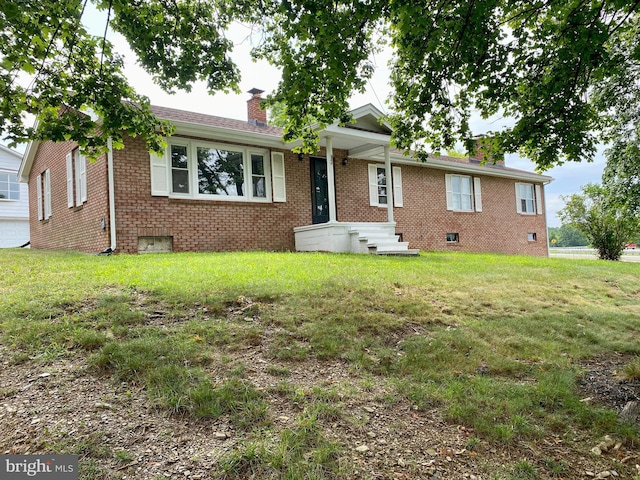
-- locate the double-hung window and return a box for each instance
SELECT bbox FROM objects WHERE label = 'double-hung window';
[36,169,52,220]
[66,148,87,207]
[250,153,267,198]
[368,164,403,207]
[375,166,388,205]
[445,174,482,212]
[515,182,543,215]
[170,144,189,194]
[0,171,20,200]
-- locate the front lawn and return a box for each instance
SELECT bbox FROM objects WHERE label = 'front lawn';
[1,249,638,479]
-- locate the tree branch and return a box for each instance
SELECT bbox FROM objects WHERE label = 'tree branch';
[607,0,640,38]
[99,0,114,79]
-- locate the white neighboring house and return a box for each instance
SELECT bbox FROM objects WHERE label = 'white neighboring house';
[0,144,29,248]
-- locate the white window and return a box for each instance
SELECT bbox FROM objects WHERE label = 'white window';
[44,170,51,219]
[37,169,51,220]
[368,164,403,207]
[66,149,87,207]
[0,171,20,200]
[445,174,482,212]
[528,232,537,241]
[36,174,43,220]
[515,183,543,215]
[375,166,388,205]
[156,140,271,202]
[170,144,189,194]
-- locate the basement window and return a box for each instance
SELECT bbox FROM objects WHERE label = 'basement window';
[138,236,173,254]
[528,232,537,242]
[446,232,459,243]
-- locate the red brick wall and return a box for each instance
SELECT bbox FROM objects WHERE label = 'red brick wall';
[335,158,548,256]
[113,135,313,253]
[28,134,548,257]
[28,141,110,252]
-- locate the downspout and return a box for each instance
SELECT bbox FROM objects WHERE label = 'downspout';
[384,145,394,223]
[107,137,117,252]
[543,181,551,258]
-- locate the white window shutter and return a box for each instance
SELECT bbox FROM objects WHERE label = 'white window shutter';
[150,151,169,196]
[44,169,52,219]
[515,183,523,214]
[79,154,87,203]
[392,166,403,207]
[535,184,543,215]
[66,153,74,207]
[445,174,453,210]
[271,152,286,202]
[36,173,43,220]
[474,177,482,212]
[368,164,378,206]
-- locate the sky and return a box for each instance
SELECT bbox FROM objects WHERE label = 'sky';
[14,5,609,227]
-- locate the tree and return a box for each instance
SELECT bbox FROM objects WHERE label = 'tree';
[556,224,589,247]
[0,0,239,156]
[547,227,559,246]
[548,225,589,247]
[267,101,318,130]
[558,184,640,261]
[593,17,640,216]
[2,1,640,168]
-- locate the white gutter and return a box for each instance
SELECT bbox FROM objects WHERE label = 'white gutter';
[389,154,554,184]
[107,137,117,252]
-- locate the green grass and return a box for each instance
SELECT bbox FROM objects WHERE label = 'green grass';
[623,356,640,380]
[1,249,640,477]
[218,408,345,479]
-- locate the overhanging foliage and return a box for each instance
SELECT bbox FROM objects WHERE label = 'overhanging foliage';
[2,0,640,168]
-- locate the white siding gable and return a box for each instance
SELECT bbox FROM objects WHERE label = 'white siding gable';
[0,145,29,221]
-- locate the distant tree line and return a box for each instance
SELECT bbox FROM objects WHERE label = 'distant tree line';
[548,225,589,248]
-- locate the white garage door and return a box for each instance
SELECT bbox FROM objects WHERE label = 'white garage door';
[0,220,30,248]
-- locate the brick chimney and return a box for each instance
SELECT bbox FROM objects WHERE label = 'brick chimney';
[247,88,267,126]
[470,135,504,166]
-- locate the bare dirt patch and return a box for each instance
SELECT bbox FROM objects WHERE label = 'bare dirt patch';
[577,353,640,412]
[1,300,640,479]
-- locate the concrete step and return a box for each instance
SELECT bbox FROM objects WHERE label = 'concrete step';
[370,242,411,252]
[348,224,417,255]
[359,234,400,243]
[374,249,420,256]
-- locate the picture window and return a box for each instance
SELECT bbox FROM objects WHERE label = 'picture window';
[167,140,270,202]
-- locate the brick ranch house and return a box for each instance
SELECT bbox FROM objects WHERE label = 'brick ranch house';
[18,90,552,256]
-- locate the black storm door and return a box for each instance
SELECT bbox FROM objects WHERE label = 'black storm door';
[310,156,329,224]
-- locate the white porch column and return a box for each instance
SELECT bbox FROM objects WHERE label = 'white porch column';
[326,136,337,222]
[384,145,394,223]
